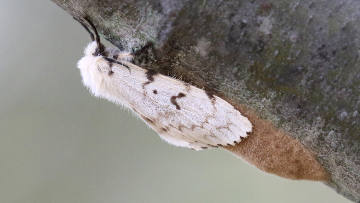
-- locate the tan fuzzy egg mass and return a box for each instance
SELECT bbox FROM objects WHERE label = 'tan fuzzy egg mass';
[225,105,329,181]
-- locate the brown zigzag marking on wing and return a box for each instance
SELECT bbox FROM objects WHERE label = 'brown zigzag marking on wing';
[170,93,186,110]
[142,69,158,89]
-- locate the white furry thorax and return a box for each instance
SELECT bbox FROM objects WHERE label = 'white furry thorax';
[77,42,104,96]
[77,41,253,150]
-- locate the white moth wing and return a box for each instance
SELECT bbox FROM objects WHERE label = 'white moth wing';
[81,55,252,150]
[142,74,252,150]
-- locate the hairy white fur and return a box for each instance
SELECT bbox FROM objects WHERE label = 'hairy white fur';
[78,41,252,150]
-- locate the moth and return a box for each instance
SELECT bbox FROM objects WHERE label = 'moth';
[75,17,252,150]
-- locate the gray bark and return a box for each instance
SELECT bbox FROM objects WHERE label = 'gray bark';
[51,0,360,201]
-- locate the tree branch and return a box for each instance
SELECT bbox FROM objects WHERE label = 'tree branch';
[52,0,360,201]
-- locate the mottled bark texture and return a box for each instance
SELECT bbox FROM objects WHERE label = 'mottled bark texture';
[52,0,360,201]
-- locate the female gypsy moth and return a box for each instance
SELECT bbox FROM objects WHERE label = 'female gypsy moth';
[75,17,252,150]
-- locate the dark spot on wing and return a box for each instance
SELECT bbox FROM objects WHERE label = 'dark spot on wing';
[208,144,219,148]
[141,115,154,124]
[170,97,178,109]
[113,53,119,60]
[153,90,158,94]
[107,60,113,67]
[146,69,158,82]
[204,89,217,104]
[205,90,215,99]
[107,60,114,76]
[160,127,169,132]
[142,69,158,89]
[170,92,186,110]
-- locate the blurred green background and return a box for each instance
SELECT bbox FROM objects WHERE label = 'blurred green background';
[0,1,351,203]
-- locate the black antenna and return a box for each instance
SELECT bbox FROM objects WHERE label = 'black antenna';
[83,16,102,49]
[73,17,95,41]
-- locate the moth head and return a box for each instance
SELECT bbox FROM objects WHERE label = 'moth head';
[74,16,106,57]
